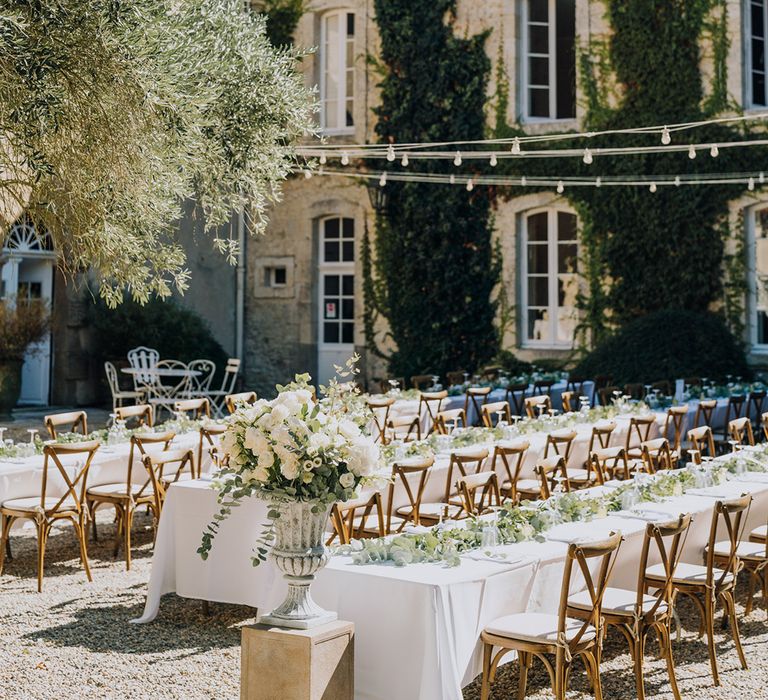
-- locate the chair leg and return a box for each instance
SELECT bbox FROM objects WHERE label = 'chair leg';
[123,506,134,571]
[634,634,646,700]
[89,500,99,542]
[724,591,748,670]
[0,515,11,573]
[518,651,530,700]
[36,522,48,593]
[480,643,492,700]
[554,651,568,700]
[704,592,720,685]
[661,623,682,700]
[746,571,757,616]
[76,519,93,583]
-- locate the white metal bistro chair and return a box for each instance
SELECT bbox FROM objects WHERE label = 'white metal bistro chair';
[126,346,159,392]
[183,359,216,398]
[147,360,192,420]
[203,358,241,417]
[104,361,143,411]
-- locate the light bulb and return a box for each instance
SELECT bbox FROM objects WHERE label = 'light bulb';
[674,176,681,186]
[661,126,671,145]
[688,145,696,159]
[749,177,756,191]
[386,144,395,162]
[595,177,602,188]
[304,169,312,179]
[520,176,527,187]
[449,174,456,184]
[710,144,719,158]
[583,149,593,165]
[453,151,462,166]
[511,137,521,155]
[379,172,387,187]
[466,179,474,192]
[489,153,497,167]
[556,180,564,194]
[340,152,349,166]
[319,153,327,165]
[649,182,657,193]
[400,153,409,167]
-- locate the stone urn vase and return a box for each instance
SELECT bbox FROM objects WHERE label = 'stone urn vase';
[0,358,23,421]
[259,499,337,629]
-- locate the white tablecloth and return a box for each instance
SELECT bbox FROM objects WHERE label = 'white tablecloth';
[135,475,768,700]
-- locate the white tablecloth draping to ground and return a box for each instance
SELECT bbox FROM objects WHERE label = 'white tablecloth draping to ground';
[135,475,768,700]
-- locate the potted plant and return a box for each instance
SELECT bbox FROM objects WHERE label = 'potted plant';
[0,298,51,420]
[199,359,381,629]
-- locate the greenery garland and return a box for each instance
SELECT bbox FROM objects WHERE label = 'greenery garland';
[364,0,500,379]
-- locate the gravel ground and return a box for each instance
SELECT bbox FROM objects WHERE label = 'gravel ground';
[2,511,768,700]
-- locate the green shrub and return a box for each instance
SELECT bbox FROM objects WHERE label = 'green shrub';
[90,297,229,380]
[495,350,533,377]
[572,310,749,385]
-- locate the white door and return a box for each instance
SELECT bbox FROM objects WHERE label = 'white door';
[17,258,53,405]
[317,216,355,387]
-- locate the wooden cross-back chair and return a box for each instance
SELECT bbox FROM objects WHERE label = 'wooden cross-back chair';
[649,495,751,686]
[367,396,395,443]
[411,374,435,391]
[464,386,492,426]
[651,380,672,396]
[524,395,551,418]
[544,429,577,466]
[597,386,621,407]
[433,408,467,435]
[328,493,385,545]
[491,440,531,503]
[386,455,435,531]
[225,391,258,414]
[744,506,768,614]
[86,432,174,569]
[728,416,755,448]
[719,395,746,443]
[481,401,512,428]
[505,382,528,417]
[457,472,501,516]
[639,438,674,473]
[624,383,645,400]
[115,403,153,429]
[687,425,716,464]
[173,397,211,420]
[199,423,227,472]
[418,390,448,435]
[625,415,656,459]
[591,375,613,406]
[533,379,556,397]
[566,375,587,396]
[560,391,575,413]
[587,448,627,482]
[143,448,196,521]
[588,421,616,452]
[0,440,100,591]
[386,414,421,443]
[480,532,623,700]
[44,410,88,440]
[662,406,688,456]
[570,514,692,700]
[747,390,766,429]
[692,399,717,429]
[763,411,768,442]
[445,370,467,387]
[535,456,570,500]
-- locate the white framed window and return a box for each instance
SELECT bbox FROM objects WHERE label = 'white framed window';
[522,0,576,121]
[319,216,355,346]
[747,0,768,108]
[520,209,579,347]
[749,205,768,349]
[320,11,355,133]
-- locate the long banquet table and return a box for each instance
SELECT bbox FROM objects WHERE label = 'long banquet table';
[134,411,768,700]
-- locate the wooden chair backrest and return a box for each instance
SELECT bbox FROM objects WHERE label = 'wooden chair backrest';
[544,429,577,465]
[115,403,153,428]
[331,493,385,543]
[704,495,751,590]
[506,382,528,417]
[457,472,501,516]
[588,421,616,452]
[625,415,655,450]
[225,391,258,414]
[40,441,100,515]
[693,399,717,428]
[387,456,435,530]
[687,425,716,460]
[418,390,448,434]
[524,394,551,418]
[44,410,88,440]
[481,401,511,427]
[536,455,569,499]
[663,406,689,452]
[173,398,211,419]
[434,408,467,435]
[729,416,755,447]
[444,448,489,502]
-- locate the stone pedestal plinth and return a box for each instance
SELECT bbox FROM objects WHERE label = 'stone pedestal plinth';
[240,620,354,700]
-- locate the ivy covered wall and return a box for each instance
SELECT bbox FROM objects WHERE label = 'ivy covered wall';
[366,0,500,378]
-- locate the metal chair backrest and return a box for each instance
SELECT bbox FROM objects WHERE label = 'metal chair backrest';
[115,403,153,428]
[44,410,88,440]
[225,391,258,414]
[561,532,623,651]
[387,455,435,530]
[218,358,241,393]
[40,441,100,515]
[187,359,216,393]
[127,346,159,386]
[104,361,121,397]
[151,359,190,398]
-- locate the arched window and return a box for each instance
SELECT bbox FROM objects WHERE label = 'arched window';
[320,10,355,133]
[520,208,579,347]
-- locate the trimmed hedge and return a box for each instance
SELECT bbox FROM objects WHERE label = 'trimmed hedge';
[572,310,749,385]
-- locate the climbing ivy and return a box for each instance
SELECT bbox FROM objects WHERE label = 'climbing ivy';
[366,0,500,378]
[495,0,768,345]
[262,0,305,47]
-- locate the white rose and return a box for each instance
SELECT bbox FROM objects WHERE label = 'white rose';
[280,454,300,480]
[270,403,290,424]
[346,436,378,477]
[243,426,262,452]
[307,431,332,455]
[338,418,361,440]
[258,449,275,469]
[295,389,312,405]
[339,472,355,488]
[253,467,269,482]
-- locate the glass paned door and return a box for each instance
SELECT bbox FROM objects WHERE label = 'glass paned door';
[318,217,355,386]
